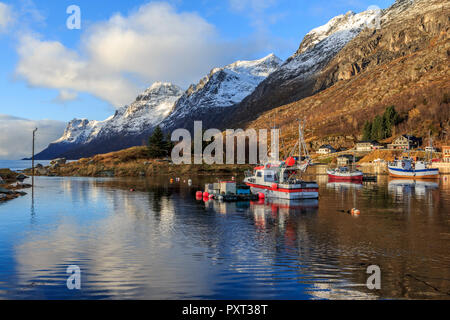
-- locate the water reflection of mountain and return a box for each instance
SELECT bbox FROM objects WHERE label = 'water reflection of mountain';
[7,176,450,299]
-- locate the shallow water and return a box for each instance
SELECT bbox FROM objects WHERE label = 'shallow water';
[0,175,449,300]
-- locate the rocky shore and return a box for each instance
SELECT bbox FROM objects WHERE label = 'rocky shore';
[0,169,31,203]
[22,147,253,178]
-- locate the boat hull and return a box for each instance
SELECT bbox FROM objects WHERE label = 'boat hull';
[246,183,319,200]
[388,167,439,179]
[328,174,363,183]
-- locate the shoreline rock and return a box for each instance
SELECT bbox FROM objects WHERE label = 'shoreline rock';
[0,169,31,203]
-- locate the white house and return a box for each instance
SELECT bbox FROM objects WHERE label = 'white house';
[317,145,336,155]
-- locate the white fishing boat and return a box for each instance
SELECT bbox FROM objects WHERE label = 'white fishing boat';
[388,135,439,179]
[388,158,439,179]
[244,121,319,200]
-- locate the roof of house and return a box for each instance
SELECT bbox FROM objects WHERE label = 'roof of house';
[357,140,380,144]
[319,144,335,149]
[396,135,421,142]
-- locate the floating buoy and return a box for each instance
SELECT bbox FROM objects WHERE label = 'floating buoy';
[196,191,203,198]
[272,183,278,190]
[196,195,203,201]
[203,192,209,198]
[209,194,214,199]
[258,192,265,199]
[350,208,361,216]
[170,179,174,183]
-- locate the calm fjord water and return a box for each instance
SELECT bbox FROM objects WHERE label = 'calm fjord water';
[0,175,449,300]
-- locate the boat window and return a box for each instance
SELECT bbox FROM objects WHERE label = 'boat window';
[257,171,262,178]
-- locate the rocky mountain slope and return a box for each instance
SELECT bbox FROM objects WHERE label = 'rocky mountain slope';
[244,0,449,151]
[223,8,383,127]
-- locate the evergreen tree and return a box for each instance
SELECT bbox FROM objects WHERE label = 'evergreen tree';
[362,121,373,141]
[165,132,174,156]
[382,106,399,138]
[148,126,167,158]
[371,115,385,140]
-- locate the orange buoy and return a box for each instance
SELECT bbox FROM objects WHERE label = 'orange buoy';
[272,183,278,190]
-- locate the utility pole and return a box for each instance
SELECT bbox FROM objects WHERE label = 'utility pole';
[32,128,38,187]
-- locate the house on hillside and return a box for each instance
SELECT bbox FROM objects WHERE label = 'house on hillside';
[317,145,336,155]
[355,141,382,152]
[443,146,450,163]
[337,154,354,166]
[388,135,422,150]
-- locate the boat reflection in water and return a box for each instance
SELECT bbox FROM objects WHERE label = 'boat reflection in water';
[388,179,439,199]
[326,181,363,190]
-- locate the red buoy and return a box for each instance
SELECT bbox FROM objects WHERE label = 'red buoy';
[286,157,296,167]
[196,191,203,198]
[203,192,209,198]
[272,183,278,190]
[258,192,265,199]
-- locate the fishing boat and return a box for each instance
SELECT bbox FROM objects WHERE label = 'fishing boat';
[327,152,363,182]
[243,121,319,200]
[388,134,439,179]
[327,167,364,183]
[388,158,439,179]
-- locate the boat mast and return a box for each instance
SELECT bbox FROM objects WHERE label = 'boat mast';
[299,119,302,162]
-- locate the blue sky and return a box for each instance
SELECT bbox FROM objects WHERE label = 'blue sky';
[0,0,393,159]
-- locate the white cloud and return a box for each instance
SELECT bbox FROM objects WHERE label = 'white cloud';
[52,90,78,104]
[0,2,14,32]
[15,2,240,107]
[0,114,66,159]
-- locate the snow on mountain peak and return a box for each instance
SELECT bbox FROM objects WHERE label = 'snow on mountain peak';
[297,9,382,54]
[170,54,282,115]
[277,8,382,77]
[54,82,183,145]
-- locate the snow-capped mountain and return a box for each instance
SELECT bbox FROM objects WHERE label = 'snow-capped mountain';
[161,54,281,131]
[34,82,183,159]
[223,8,384,127]
[34,56,281,159]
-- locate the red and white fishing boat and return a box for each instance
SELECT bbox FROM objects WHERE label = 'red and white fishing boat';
[244,122,319,200]
[327,167,363,183]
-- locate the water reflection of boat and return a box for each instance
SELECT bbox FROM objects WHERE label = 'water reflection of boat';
[326,182,363,190]
[388,179,439,189]
[264,198,319,210]
[388,179,439,197]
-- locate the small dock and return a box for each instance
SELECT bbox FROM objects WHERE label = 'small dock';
[363,174,377,182]
[201,181,259,202]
